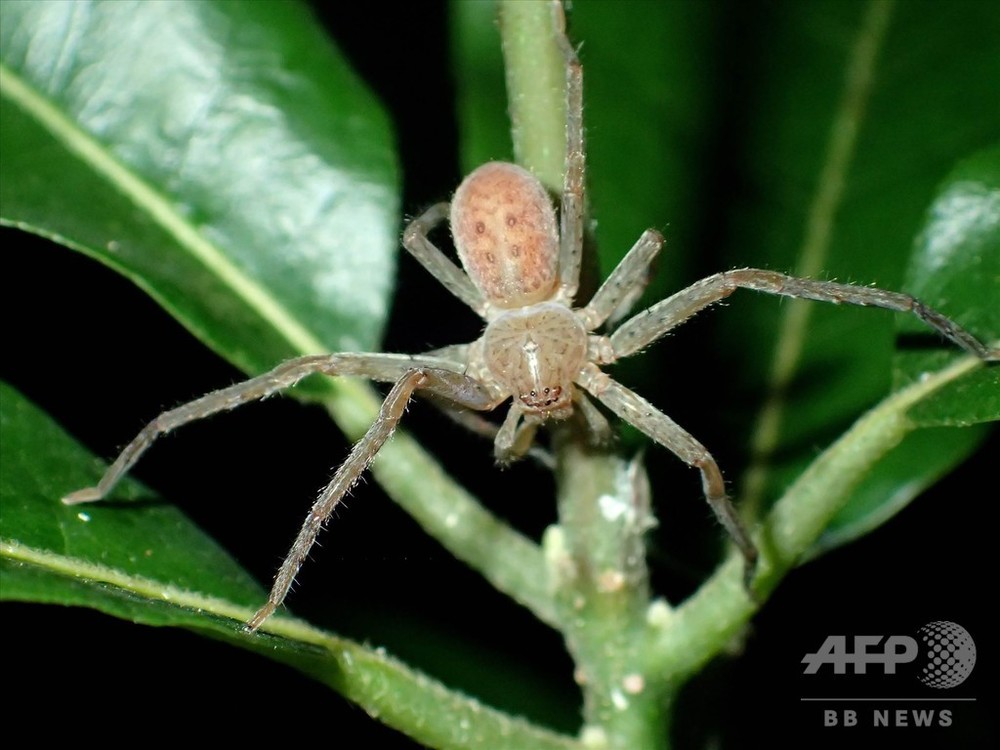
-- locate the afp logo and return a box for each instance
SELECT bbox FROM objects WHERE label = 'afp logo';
[802,621,976,688]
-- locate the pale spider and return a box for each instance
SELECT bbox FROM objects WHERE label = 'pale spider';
[64,3,998,632]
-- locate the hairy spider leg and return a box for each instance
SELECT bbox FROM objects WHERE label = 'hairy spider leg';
[246,367,499,630]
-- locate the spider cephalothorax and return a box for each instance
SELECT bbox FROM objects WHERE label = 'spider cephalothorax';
[64,1,999,632]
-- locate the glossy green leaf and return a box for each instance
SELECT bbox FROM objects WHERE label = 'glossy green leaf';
[0,382,578,750]
[0,381,264,608]
[899,144,1000,426]
[0,0,399,374]
[811,146,1000,552]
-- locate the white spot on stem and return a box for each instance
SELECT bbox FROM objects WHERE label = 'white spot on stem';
[598,493,632,523]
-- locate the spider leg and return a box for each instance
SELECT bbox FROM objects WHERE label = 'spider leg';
[246,367,499,631]
[63,352,468,506]
[578,229,664,329]
[553,0,585,304]
[577,364,758,588]
[402,202,487,316]
[609,268,1000,361]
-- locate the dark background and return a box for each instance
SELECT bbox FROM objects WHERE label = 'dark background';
[2,2,993,748]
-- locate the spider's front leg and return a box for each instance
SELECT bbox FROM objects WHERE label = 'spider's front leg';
[609,268,1000,361]
[63,352,469,506]
[247,367,500,631]
[576,364,759,589]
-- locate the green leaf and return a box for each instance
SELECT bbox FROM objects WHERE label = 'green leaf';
[712,0,999,527]
[0,382,579,750]
[451,0,511,171]
[810,146,1000,553]
[808,425,988,557]
[0,0,399,374]
[572,0,720,296]
[899,144,1000,426]
[0,380,264,608]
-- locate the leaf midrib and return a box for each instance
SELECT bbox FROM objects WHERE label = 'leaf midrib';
[0,62,327,358]
[1,538,267,627]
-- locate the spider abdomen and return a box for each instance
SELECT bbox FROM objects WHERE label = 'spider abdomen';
[451,161,559,309]
[483,302,587,414]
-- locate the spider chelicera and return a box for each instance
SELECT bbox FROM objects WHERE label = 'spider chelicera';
[64,1,999,631]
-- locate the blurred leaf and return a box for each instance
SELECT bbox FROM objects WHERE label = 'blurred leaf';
[807,425,988,557]
[710,0,999,520]
[0,0,399,375]
[572,0,720,296]
[451,0,511,170]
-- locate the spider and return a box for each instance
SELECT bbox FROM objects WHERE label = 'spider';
[64,2,998,632]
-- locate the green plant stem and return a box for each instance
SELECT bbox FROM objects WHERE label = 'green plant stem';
[501,3,668,747]
[550,439,668,748]
[645,354,987,683]
[499,4,993,749]
[500,0,567,191]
